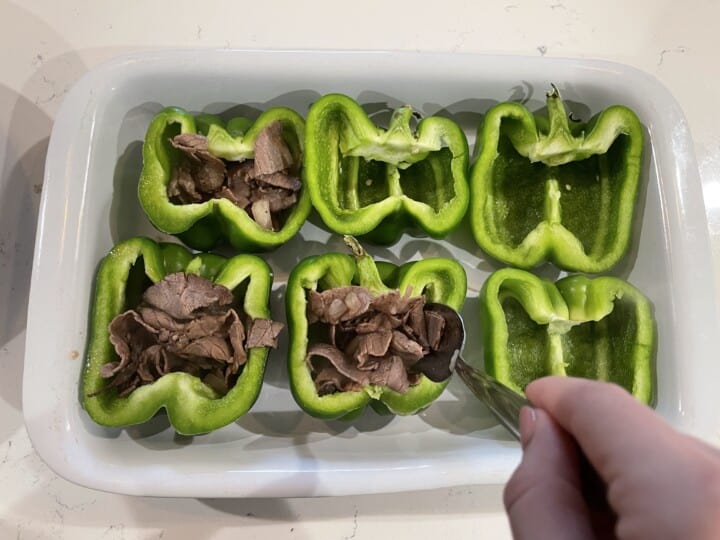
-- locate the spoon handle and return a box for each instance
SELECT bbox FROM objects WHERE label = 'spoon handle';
[454,356,532,441]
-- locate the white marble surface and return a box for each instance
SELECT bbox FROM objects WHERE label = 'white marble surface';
[1,1,719,538]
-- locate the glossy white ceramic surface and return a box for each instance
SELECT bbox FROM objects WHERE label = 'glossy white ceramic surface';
[22,50,720,497]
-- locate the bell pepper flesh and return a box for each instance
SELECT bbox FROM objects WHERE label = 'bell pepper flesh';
[470,86,643,272]
[81,237,275,435]
[139,106,311,252]
[286,239,467,419]
[305,94,470,245]
[481,268,655,404]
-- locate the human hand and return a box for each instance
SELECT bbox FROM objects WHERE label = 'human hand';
[504,377,720,539]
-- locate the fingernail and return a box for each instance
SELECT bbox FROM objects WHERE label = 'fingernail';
[519,406,537,450]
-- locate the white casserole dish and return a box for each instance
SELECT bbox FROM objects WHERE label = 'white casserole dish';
[22,50,720,497]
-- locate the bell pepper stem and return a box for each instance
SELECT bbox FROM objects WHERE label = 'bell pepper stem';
[386,106,415,142]
[546,84,573,142]
[343,235,391,295]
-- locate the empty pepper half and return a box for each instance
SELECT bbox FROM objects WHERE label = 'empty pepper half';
[81,237,280,435]
[470,86,643,272]
[480,268,655,404]
[139,106,311,251]
[286,237,467,419]
[305,94,470,245]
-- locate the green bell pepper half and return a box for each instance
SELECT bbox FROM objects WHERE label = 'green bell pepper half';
[81,237,276,435]
[305,94,470,245]
[480,268,655,404]
[470,86,643,272]
[139,106,311,251]
[286,237,467,419]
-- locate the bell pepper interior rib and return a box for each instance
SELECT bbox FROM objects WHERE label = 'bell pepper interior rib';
[336,149,457,213]
[489,133,628,255]
[399,148,456,211]
[561,297,639,389]
[502,294,638,390]
[484,269,655,405]
[502,296,550,388]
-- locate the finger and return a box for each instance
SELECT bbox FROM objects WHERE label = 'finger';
[686,433,720,461]
[525,377,677,486]
[504,407,594,540]
[527,377,720,539]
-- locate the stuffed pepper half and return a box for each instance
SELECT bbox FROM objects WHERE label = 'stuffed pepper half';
[139,106,311,251]
[286,237,467,419]
[81,237,283,435]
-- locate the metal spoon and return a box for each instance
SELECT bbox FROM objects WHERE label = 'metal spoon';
[414,303,533,441]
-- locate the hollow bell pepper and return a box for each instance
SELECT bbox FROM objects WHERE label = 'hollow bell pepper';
[480,268,655,404]
[139,106,311,251]
[81,237,275,434]
[286,238,467,419]
[305,94,470,245]
[470,86,643,272]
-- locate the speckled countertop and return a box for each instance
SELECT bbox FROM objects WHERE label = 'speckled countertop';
[2,1,719,538]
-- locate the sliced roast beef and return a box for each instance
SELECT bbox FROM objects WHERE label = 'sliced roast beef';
[142,272,233,320]
[168,165,203,204]
[246,319,284,348]
[346,330,393,362]
[405,301,429,348]
[166,120,302,233]
[227,160,255,185]
[170,133,226,193]
[171,133,211,153]
[307,286,373,324]
[256,187,298,213]
[425,310,446,351]
[315,366,356,396]
[256,171,302,191]
[91,273,283,398]
[253,121,294,175]
[251,199,273,231]
[305,286,454,395]
[390,330,424,362]
[307,344,412,394]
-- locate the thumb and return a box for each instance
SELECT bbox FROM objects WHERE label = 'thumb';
[504,407,594,540]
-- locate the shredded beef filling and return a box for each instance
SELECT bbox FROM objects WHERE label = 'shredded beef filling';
[305,286,451,395]
[167,121,301,232]
[92,272,283,398]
